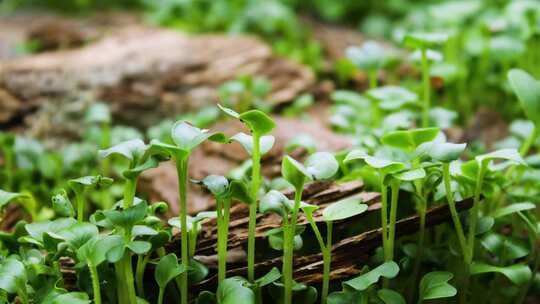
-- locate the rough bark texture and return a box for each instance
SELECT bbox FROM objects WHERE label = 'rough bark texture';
[0,14,314,133]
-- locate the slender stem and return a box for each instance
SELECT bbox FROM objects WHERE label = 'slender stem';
[16,288,28,304]
[136,254,150,298]
[248,134,261,283]
[218,199,231,285]
[421,47,431,128]
[322,221,333,304]
[158,287,165,304]
[100,122,111,176]
[520,126,539,156]
[115,263,127,303]
[466,163,486,263]
[75,191,85,223]
[88,263,102,304]
[177,157,190,304]
[368,69,378,89]
[306,213,328,304]
[284,187,303,304]
[121,251,137,304]
[443,163,468,259]
[379,175,389,261]
[123,178,137,209]
[388,180,400,260]
[2,146,13,191]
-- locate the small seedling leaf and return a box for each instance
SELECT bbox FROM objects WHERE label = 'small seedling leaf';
[418,271,457,301]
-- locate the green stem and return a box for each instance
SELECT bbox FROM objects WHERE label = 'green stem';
[443,163,468,259]
[123,178,137,209]
[218,199,231,285]
[421,47,431,128]
[466,163,486,263]
[368,69,378,89]
[379,175,390,261]
[520,126,539,157]
[2,147,13,191]
[322,222,333,304]
[88,263,102,304]
[136,254,150,298]
[283,187,303,304]
[158,287,165,304]
[16,287,28,304]
[388,180,400,260]
[177,157,190,304]
[121,252,137,304]
[75,190,85,223]
[248,134,261,283]
[115,263,127,303]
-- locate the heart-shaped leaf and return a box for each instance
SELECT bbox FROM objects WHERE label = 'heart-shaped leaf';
[480,233,529,260]
[127,240,152,254]
[378,289,406,304]
[25,218,77,243]
[322,197,368,222]
[259,190,294,218]
[508,69,540,125]
[171,121,226,152]
[345,41,386,71]
[305,152,339,180]
[343,261,399,291]
[367,86,418,109]
[266,227,304,251]
[229,180,253,204]
[0,190,31,210]
[418,271,457,301]
[68,175,113,192]
[381,128,440,151]
[104,201,148,229]
[393,168,426,181]
[231,133,275,156]
[201,175,229,198]
[123,156,161,179]
[217,277,255,304]
[155,253,186,289]
[281,156,312,190]
[0,257,27,294]
[238,110,276,136]
[85,102,111,124]
[475,149,525,166]
[98,139,147,162]
[56,222,99,249]
[471,263,532,285]
[77,235,123,266]
[415,142,466,162]
[404,32,449,49]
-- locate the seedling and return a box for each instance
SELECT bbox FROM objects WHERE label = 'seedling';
[155,253,186,304]
[145,122,226,304]
[68,175,113,223]
[219,105,276,283]
[404,32,449,127]
[85,103,112,175]
[507,69,540,156]
[327,261,400,303]
[301,197,369,304]
[280,152,338,304]
[0,190,35,222]
[197,175,251,285]
[345,41,386,88]
[0,132,15,191]
[417,272,457,304]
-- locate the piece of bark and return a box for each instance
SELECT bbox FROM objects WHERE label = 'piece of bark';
[0,24,314,131]
[192,197,474,291]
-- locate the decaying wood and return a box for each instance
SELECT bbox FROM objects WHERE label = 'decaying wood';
[192,196,474,291]
[0,20,314,132]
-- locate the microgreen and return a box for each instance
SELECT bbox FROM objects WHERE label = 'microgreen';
[302,197,368,304]
[418,272,457,303]
[219,105,275,286]
[280,152,338,304]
